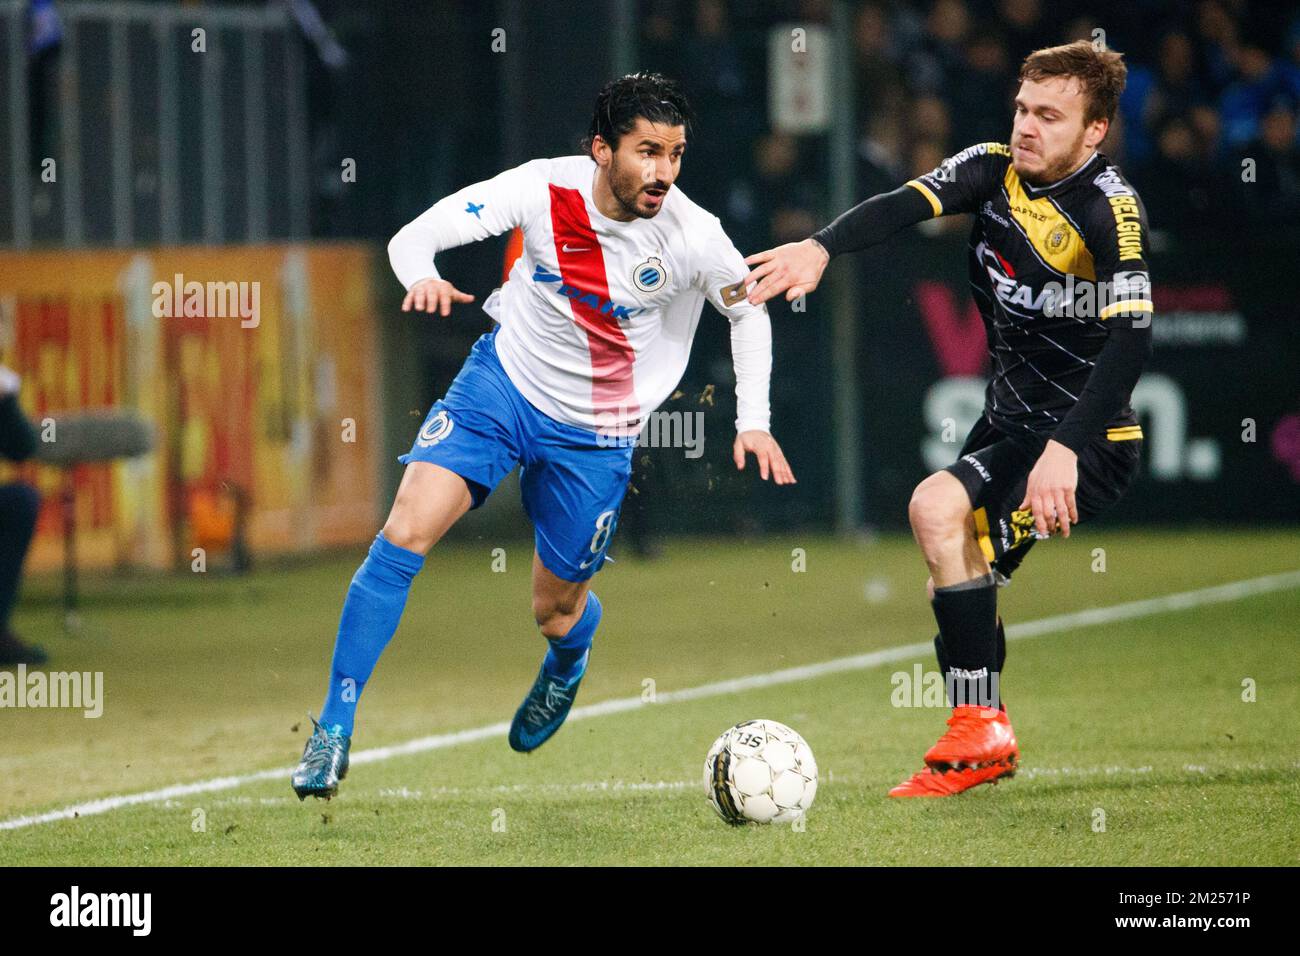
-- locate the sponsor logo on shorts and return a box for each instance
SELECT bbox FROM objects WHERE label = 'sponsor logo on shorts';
[961,454,992,482]
[1004,508,1049,550]
[416,410,454,448]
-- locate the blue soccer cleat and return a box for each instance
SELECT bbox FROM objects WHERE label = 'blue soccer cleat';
[291,715,351,801]
[508,655,588,753]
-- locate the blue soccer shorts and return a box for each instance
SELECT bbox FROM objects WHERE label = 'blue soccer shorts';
[399,328,634,582]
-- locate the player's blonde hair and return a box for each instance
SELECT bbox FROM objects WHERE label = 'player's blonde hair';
[1019,40,1127,126]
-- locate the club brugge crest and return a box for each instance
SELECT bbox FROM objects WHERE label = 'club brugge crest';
[632,256,669,295]
[417,410,454,448]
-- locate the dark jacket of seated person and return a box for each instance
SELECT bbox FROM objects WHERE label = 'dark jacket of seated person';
[0,368,45,665]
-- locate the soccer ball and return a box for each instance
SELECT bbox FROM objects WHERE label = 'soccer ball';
[703,719,818,825]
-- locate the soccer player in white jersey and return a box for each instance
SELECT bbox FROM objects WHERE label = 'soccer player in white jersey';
[293,73,794,799]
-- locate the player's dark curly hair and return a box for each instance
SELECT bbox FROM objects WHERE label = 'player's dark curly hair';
[581,72,694,157]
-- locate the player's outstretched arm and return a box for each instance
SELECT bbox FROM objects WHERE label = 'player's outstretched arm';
[742,184,934,305]
[742,239,830,306]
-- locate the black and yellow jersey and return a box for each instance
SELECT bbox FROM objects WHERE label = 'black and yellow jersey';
[904,143,1153,447]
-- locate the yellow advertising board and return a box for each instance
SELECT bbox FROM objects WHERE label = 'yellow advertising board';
[0,244,381,572]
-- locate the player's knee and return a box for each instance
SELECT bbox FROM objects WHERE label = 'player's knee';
[380,481,451,555]
[379,513,435,556]
[533,592,583,638]
[908,475,969,548]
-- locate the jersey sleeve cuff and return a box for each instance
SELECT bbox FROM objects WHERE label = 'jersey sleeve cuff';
[905,179,942,217]
[1098,300,1153,321]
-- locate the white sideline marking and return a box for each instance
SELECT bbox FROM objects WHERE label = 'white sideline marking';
[2,569,1297,832]
[157,779,702,808]
[159,760,1300,808]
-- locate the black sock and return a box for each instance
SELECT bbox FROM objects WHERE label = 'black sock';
[996,617,1006,674]
[994,617,1006,710]
[933,632,949,678]
[931,575,999,709]
[934,627,1003,706]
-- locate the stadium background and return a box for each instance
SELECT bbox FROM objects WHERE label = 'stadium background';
[1,0,1298,566]
[1,0,1298,872]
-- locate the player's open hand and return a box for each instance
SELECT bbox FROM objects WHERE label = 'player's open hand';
[742,238,830,305]
[402,278,475,316]
[733,430,796,485]
[1019,439,1079,537]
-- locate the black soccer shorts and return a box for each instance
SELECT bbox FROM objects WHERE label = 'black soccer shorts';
[943,414,1143,567]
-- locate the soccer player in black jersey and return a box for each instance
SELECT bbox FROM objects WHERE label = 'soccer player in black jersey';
[742,40,1154,796]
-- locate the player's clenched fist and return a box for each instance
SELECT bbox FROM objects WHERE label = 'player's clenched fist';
[402,278,475,316]
[742,238,831,305]
[733,430,797,485]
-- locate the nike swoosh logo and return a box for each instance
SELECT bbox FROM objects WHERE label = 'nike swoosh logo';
[562,243,590,252]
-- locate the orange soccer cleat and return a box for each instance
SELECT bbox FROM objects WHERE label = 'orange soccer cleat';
[888,705,1019,798]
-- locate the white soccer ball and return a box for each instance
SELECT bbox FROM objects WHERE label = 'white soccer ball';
[703,719,818,825]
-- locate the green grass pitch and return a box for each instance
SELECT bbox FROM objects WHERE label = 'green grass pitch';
[1,529,1297,865]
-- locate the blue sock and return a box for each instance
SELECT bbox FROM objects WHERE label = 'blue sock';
[542,592,602,682]
[319,533,424,736]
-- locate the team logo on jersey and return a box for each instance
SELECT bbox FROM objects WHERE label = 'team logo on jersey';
[416,410,454,448]
[632,256,669,295]
[1047,222,1069,253]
